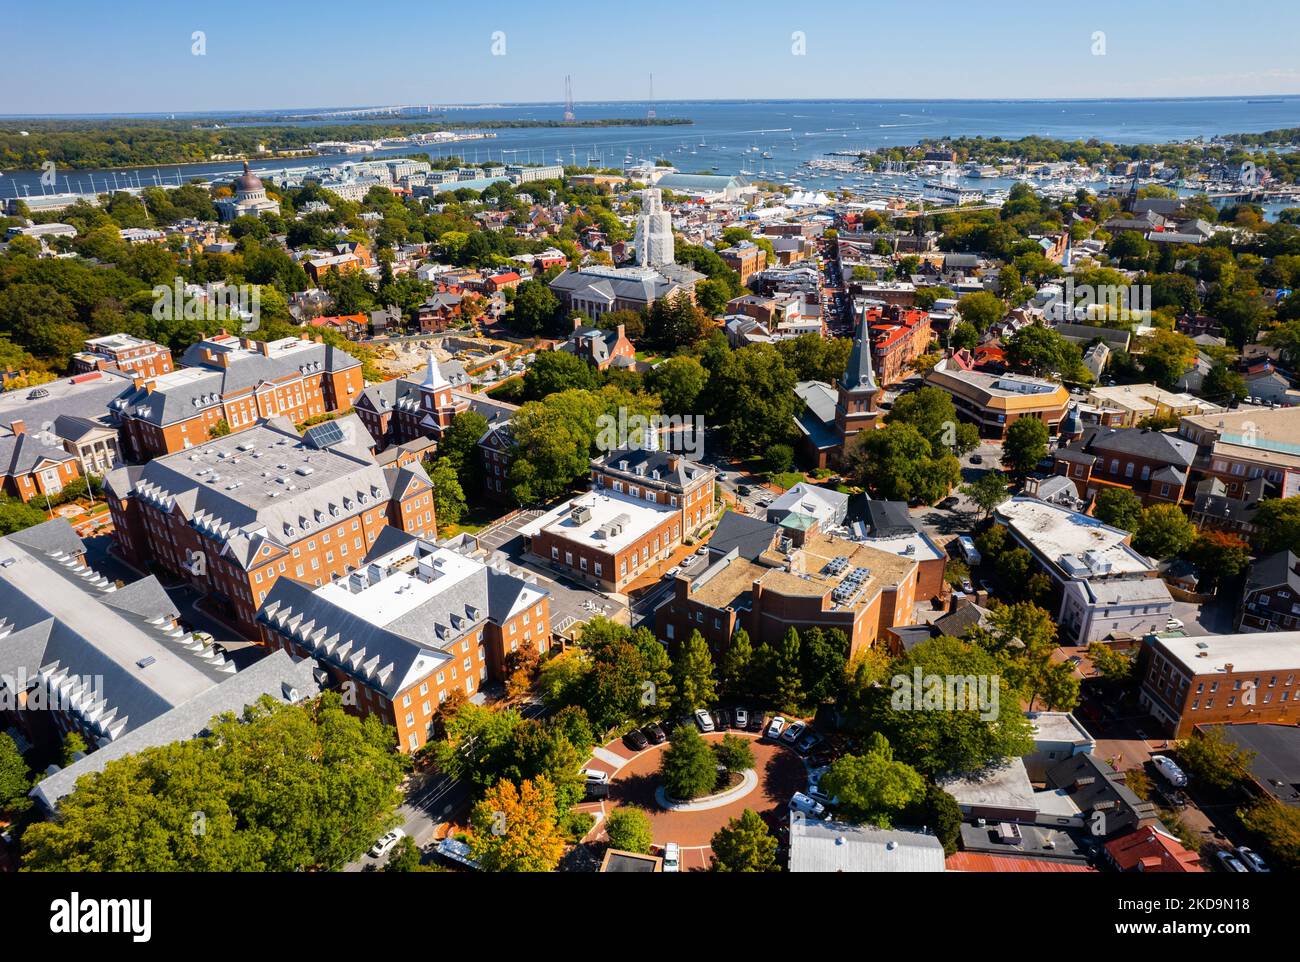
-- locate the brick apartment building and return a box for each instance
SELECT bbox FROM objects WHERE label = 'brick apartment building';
[1052,426,1197,506]
[110,332,364,459]
[557,319,637,371]
[72,334,174,378]
[1179,407,1300,500]
[258,531,551,752]
[104,416,437,636]
[718,242,768,286]
[1140,630,1300,737]
[1240,551,1300,632]
[866,304,932,385]
[521,449,716,592]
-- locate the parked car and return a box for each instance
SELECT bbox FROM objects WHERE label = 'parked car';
[643,722,667,745]
[747,711,764,733]
[781,721,806,744]
[733,707,750,729]
[1235,846,1270,873]
[797,732,823,754]
[662,841,681,872]
[1165,617,1185,631]
[767,715,786,740]
[961,578,975,594]
[666,566,681,578]
[695,546,709,556]
[807,775,838,808]
[1216,849,1249,873]
[580,768,610,785]
[956,535,981,566]
[1151,754,1188,788]
[737,485,752,496]
[938,496,960,510]
[969,454,983,465]
[369,829,406,859]
[714,708,731,731]
[789,792,826,818]
[625,727,650,751]
[694,708,715,733]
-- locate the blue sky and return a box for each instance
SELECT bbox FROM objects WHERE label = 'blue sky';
[6,0,1300,114]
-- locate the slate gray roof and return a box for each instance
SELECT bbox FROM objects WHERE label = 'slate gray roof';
[1066,426,1196,468]
[1246,550,1300,596]
[114,417,399,569]
[1046,752,1156,837]
[0,521,234,747]
[258,534,548,697]
[0,431,77,477]
[705,512,778,562]
[0,370,130,441]
[594,448,711,491]
[549,266,683,307]
[31,649,323,811]
[862,499,915,538]
[113,337,360,427]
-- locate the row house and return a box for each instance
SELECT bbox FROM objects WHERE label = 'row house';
[258,531,550,753]
[1052,427,1197,506]
[110,332,363,459]
[718,242,768,286]
[557,318,636,371]
[104,416,436,637]
[1240,551,1300,633]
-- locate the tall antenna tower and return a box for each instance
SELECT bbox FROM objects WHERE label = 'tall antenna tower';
[646,73,656,120]
[563,75,576,123]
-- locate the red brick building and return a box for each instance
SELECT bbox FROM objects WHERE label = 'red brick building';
[105,416,436,636]
[258,532,551,753]
[110,332,363,459]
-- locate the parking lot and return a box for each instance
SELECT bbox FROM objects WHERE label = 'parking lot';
[576,711,824,870]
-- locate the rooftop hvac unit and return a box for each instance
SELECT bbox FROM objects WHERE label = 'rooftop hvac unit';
[571,504,592,525]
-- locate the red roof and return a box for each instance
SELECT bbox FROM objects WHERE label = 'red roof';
[1104,826,1204,873]
[946,852,1096,873]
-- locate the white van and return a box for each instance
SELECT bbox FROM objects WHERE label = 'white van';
[662,842,680,872]
[957,535,981,566]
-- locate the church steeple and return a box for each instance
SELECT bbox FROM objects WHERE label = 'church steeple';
[840,314,877,394]
[421,352,448,390]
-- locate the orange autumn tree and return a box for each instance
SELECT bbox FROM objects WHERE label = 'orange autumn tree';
[469,776,565,872]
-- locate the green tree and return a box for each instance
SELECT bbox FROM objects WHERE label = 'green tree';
[1133,504,1196,558]
[961,472,1009,518]
[720,628,753,699]
[1202,361,1247,404]
[1178,727,1256,791]
[1002,417,1048,476]
[1094,488,1144,531]
[61,731,88,768]
[604,805,654,854]
[671,631,718,714]
[1087,642,1136,685]
[661,724,718,801]
[956,290,1005,332]
[522,350,597,400]
[846,422,960,504]
[0,498,49,536]
[713,734,755,774]
[21,693,405,871]
[774,627,804,713]
[644,355,708,414]
[425,457,466,529]
[511,278,561,334]
[1251,497,1300,555]
[0,732,30,814]
[1238,799,1300,872]
[384,835,424,872]
[868,636,1034,776]
[819,733,926,827]
[439,410,490,489]
[710,809,778,872]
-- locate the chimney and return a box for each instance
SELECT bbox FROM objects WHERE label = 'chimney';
[573,317,582,332]
[1224,663,1234,674]
[616,323,626,339]
[257,339,271,357]
[299,332,310,341]
[10,419,24,436]
[144,380,156,395]
[132,376,146,390]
